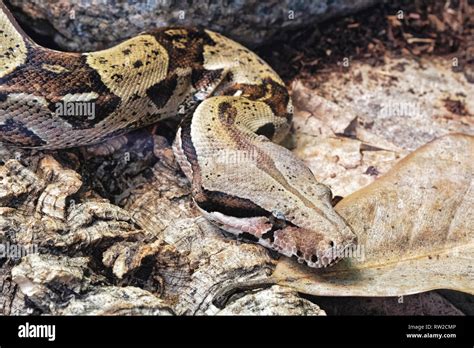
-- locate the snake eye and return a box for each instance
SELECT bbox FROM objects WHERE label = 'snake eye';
[255,123,276,139]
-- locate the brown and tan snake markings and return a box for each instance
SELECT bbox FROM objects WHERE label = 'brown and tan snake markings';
[0,0,356,268]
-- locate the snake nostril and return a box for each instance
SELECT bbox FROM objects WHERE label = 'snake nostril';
[329,241,334,247]
[311,254,318,263]
[296,250,303,257]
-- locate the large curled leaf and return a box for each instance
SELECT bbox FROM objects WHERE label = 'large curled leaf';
[273,134,473,296]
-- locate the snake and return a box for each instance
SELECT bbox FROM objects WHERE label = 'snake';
[0,1,356,268]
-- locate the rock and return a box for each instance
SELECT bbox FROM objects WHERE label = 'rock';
[7,0,378,51]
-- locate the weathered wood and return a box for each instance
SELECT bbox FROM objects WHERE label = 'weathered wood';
[0,135,325,315]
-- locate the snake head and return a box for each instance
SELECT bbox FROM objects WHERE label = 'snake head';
[177,130,357,268]
[173,96,356,268]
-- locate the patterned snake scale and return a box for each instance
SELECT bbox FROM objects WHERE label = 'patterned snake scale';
[0,1,356,268]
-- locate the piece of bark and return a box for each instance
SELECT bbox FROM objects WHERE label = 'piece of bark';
[0,262,30,315]
[11,254,91,313]
[0,146,310,315]
[56,286,175,316]
[217,285,326,315]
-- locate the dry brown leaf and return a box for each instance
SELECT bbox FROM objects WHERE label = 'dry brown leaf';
[273,134,473,296]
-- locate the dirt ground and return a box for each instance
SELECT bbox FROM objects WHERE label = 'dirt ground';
[258,0,473,85]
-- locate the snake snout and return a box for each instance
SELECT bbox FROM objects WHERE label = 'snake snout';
[272,224,357,268]
[316,234,357,268]
[301,235,357,268]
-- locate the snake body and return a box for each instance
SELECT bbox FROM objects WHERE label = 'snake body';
[0,1,356,268]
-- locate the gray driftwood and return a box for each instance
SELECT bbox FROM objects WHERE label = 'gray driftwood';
[0,137,326,315]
